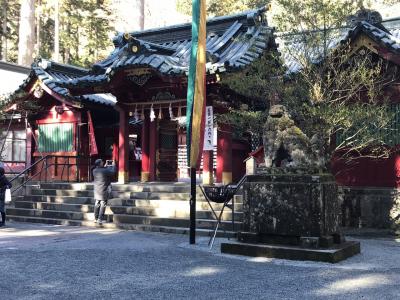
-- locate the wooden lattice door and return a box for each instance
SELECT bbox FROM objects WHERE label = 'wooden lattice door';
[157,120,178,181]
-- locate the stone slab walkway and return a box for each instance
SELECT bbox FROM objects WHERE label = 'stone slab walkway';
[0,222,399,299]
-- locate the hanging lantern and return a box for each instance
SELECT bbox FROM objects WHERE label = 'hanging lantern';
[169,103,174,119]
[134,105,139,121]
[158,105,163,119]
[150,104,156,122]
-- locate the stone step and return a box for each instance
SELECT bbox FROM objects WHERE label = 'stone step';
[32,189,94,197]
[6,207,110,222]
[14,196,243,212]
[7,208,241,231]
[112,183,191,193]
[112,214,241,231]
[29,188,211,202]
[15,195,242,208]
[32,189,133,201]
[15,201,96,213]
[6,216,236,238]
[130,192,200,200]
[16,195,94,205]
[39,182,95,191]
[38,182,193,193]
[109,206,242,221]
[14,201,243,221]
[37,182,243,196]
[127,199,243,210]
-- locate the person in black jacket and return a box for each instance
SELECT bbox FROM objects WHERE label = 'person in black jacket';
[92,159,116,225]
[0,167,12,227]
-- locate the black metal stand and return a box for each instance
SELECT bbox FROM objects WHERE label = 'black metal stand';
[189,167,196,244]
[199,175,247,248]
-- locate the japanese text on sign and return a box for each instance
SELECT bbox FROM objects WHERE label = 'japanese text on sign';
[203,106,213,150]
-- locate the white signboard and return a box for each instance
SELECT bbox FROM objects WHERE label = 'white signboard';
[203,106,214,151]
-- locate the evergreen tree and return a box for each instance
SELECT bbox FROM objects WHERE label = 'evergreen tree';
[176,0,268,16]
[0,0,113,67]
[223,0,399,167]
[18,0,36,66]
[37,0,113,67]
[0,0,20,62]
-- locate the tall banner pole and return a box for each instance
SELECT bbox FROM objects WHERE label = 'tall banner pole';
[190,167,196,244]
[187,0,206,244]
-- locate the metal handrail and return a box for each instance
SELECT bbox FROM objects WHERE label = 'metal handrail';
[9,155,51,184]
[9,155,92,195]
[9,155,51,195]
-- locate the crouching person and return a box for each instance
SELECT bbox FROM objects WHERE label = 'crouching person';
[92,159,116,225]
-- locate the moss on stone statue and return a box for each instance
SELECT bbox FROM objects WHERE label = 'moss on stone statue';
[263,105,327,170]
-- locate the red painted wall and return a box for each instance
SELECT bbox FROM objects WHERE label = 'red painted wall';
[232,140,250,183]
[32,104,83,181]
[331,149,400,188]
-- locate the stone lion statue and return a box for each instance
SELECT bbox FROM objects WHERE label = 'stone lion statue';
[263,105,326,169]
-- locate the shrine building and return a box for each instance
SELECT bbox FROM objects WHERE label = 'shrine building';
[3,7,275,185]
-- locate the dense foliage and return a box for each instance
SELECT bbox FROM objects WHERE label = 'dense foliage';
[0,0,20,62]
[209,0,400,168]
[0,0,114,68]
[176,0,268,16]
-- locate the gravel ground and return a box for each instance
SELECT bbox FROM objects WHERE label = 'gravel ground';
[0,222,399,300]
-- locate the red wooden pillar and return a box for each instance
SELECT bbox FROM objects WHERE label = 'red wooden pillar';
[216,124,232,184]
[149,119,158,181]
[202,150,213,185]
[141,114,150,182]
[118,108,129,183]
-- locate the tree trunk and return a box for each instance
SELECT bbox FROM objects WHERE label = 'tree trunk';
[1,1,7,61]
[53,0,59,62]
[36,0,41,58]
[18,0,35,66]
[138,0,145,30]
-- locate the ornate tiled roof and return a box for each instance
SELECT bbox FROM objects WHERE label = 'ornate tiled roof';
[79,93,116,106]
[5,58,115,107]
[62,7,275,88]
[279,14,400,74]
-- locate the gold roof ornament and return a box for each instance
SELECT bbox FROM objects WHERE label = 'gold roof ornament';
[123,32,132,41]
[132,45,139,53]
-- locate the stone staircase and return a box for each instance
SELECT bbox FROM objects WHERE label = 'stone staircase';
[7,182,243,237]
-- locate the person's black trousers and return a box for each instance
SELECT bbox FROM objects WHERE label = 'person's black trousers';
[94,200,107,221]
[0,212,5,226]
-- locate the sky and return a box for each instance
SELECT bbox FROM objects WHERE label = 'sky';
[112,0,190,32]
[111,0,400,33]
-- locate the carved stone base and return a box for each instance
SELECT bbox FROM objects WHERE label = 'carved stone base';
[243,173,340,237]
[221,240,360,263]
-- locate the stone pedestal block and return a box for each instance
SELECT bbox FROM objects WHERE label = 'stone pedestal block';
[243,173,340,238]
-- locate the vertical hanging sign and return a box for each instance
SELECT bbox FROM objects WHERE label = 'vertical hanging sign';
[203,106,213,150]
[186,0,207,168]
[87,111,98,156]
[186,0,207,245]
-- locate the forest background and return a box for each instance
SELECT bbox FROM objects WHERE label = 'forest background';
[1,0,399,68]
